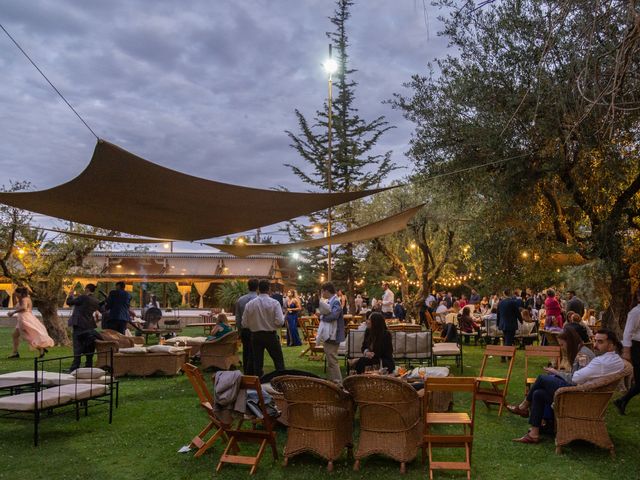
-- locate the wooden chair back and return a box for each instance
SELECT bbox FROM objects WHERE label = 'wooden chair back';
[524,345,561,394]
[424,310,441,333]
[182,362,213,405]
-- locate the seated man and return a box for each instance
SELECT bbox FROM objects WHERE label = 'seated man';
[508,329,625,444]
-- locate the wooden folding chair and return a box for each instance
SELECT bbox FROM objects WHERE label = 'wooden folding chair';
[475,345,517,416]
[304,325,324,361]
[422,377,478,480]
[524,345,561,395]
[216,375,278,475]
[425,310,443,337]
[181,363,227,457]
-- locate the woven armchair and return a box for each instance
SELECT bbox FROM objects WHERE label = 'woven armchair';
[200,331,240,370]
[271,375,353,472]
[342,375,422,473]
[554,360,633,456]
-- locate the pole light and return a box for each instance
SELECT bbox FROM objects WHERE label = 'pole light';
[323,44,336,282]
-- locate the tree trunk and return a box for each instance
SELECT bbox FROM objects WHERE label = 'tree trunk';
[35,298,70,346]
[602,272,631,333]
[345,243,357,314]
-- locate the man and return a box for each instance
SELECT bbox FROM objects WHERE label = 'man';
[67,283,100,372]
[235,278,259,375]
[242,279,285,377]
[425,291,437,309]
[614,287,640,415]
[318,282,345,383]
[393,298,406,322]
[270,286,285,313]
[497,289,522,354]
[469,288,481,305]
[566,290,585,317]
[105,281,132,334]
[381,282,394,319]
[444,291,453,309]
[509,329,625,443]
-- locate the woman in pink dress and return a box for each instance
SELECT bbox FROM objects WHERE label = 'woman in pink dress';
[8,287,54,359]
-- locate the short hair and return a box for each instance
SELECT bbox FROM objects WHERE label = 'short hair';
[86,283,96,293]
[247,278,259,292]
[503,289,511,296]
[258,279,270,293]
[547,289,555,297]
[321,282,336,295]
[568,290,576,295]
[116,281,126,289]
[596,328,623,354]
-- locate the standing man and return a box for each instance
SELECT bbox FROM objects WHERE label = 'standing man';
[469,288,481,305]
[381,282,395,319]
[566,290,585,317]
[105,281,132,334]
[497,289,522,356]
[235,278,259,375]
[67,283,100,372]
[243,279,285,377]
[319,282,345,383]
[614,287,640,415]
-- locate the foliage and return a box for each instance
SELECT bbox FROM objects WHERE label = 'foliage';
[213,280,248,311]
[393,0,640,327]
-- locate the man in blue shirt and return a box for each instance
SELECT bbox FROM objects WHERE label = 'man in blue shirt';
[319,282,345,383]
[235,278,259,375]
[497,288,522,354]
[105,281,132,334]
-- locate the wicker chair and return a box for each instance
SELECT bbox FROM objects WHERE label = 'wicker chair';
[554,360,633,457]
[200,331,240,370]
[343,375,422,473]
[271,375,353,472]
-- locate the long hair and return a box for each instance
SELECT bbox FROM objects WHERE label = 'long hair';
[558,328,583,364]
[368,312,388,354]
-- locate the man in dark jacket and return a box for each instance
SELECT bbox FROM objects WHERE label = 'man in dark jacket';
[565,290,585,317]
[497,289,522,350]
[105,281,132,334]
[67,283,100,371]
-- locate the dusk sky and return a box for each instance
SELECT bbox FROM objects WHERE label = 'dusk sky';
[1,1,453,247]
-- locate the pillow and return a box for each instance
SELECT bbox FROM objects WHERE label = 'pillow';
[72,367,106,379]
[146,345,182,354]
[118,346,148,354]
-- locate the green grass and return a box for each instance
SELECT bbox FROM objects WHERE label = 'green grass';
[0,327,638,480]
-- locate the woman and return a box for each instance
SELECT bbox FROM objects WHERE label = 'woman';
[285,290,302,346]
[614,288,640,415]
[8,287,54,358]
[544,289,564,329]
[205,313,233,341]
[583,308,597,327]
[458,306,480,344]
[355,312,394,374]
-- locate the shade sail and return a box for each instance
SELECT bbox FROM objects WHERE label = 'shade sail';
[44,228,170,244]
[0,140,390,241]
[207,204,424,257]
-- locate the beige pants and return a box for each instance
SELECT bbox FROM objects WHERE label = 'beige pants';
[323,341,342,383]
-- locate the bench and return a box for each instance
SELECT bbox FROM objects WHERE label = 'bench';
[341,330,433,371]
[0,352,115,446]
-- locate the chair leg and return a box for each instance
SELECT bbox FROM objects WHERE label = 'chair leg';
[555,445,562,455]
[400,462,406,474]
[327,460,334,472]
[353,459,361,471]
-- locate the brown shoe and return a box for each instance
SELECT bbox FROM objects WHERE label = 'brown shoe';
[506,404,529,418]
[512,432,540,444]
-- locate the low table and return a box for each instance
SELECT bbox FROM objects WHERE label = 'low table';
[111,347,191,377]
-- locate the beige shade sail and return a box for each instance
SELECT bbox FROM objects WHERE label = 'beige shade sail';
[43,228,171,244]
[0,140,390,241]
[207,204,424,257]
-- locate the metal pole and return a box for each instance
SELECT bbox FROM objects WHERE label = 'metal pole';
[326,44,333,282]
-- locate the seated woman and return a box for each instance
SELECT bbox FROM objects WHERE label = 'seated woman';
[354,312,395,374]
[205,313,233,342]
[458,306,480,343]
[507,327,595,441]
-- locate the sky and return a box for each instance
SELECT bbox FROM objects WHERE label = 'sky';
[0,0,452,249]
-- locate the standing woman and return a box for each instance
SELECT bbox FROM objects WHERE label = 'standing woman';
[8,287,54,358]
[285,290,302,347]
[544,289,564,329]
[614,288,640,415]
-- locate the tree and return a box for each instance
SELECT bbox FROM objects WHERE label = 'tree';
[393,0,640,328]
[0,183,102,345]
[285,0,397,310]
[214,280,248,311]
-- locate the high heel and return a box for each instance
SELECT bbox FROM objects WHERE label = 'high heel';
[38,349,47,358]
[8,352,20,359]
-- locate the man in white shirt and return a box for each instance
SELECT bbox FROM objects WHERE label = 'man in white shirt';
[510,329,625,443]
[381,282,394,319]
[614,288,640,414]
[242,279,285,377]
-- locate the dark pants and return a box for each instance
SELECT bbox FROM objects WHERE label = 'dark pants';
[503,329,515,346]
[240,328,254,376]
[383,312,393,319]
[104,319,127,334]
[526,374,571,427]
[251,331,285,377]
[355,356,395,374]
[70,328,98,370]
[620,340,640,404]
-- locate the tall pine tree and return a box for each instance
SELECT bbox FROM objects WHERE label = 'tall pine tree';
[285,0,397,309]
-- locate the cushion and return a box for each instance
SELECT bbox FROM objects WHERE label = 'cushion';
[118,346,148,354]
[72,367,106,379]
[0,387,73,411]
[0,370,77,386]
[393,331,407,355]
[57,383,108,400]
[432,343,461,355]
[76,375,112,384]
[146,345,183,354]
[405,332,430,359]
[410,366,450,379]
[100,329,137,348]
[166,336,207,345]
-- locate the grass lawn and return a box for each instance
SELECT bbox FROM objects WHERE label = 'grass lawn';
[0,326,637,480]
